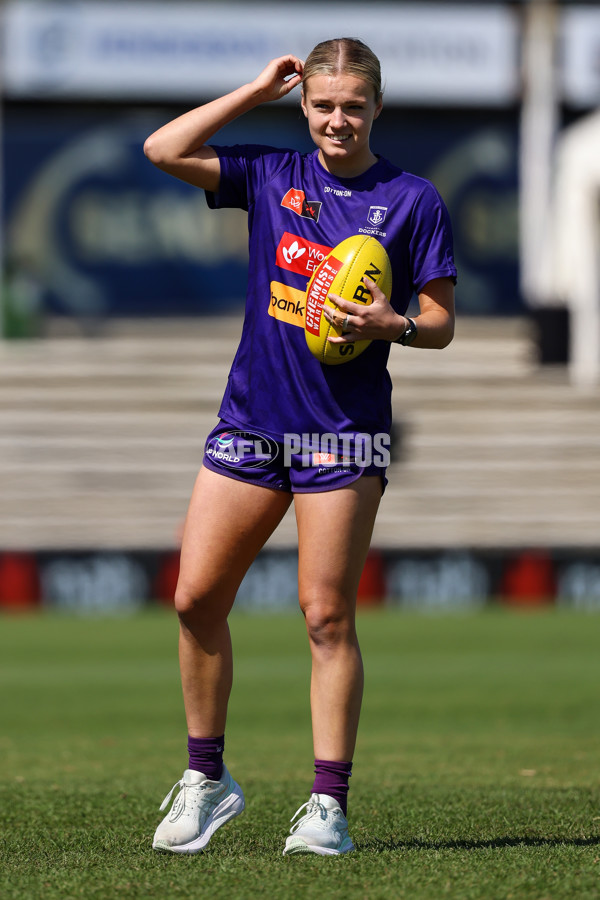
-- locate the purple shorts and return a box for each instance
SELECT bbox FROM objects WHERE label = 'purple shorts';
[202,420,389,494]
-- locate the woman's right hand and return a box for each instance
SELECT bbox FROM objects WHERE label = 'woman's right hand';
[250,55,304,103]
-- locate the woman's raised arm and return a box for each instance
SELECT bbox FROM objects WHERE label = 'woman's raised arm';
[143,55,304,191]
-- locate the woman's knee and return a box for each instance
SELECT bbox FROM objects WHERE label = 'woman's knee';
[173,580,230,625]
[301,597,356,648]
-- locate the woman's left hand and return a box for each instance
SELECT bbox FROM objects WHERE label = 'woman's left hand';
[323,277,406,343]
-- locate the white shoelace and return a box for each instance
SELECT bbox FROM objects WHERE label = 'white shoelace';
[159,776,222,820]
[159,778,187,814]
[289,798,328,833]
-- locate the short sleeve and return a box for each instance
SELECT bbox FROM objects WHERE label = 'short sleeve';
[205,144,293,212]
[409,183,457,293]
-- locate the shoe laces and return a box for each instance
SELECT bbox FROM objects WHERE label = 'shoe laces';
[289,797,330,834]
[159,778,208,821]
[159,778,185,816]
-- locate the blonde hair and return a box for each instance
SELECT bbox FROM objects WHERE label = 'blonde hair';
[302,38,382,102]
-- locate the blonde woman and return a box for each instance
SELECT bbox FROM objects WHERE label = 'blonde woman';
[144,37,456,856]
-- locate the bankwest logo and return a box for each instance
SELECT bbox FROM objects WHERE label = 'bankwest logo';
[269,281,305,328]
[281,188,322,223]
[276,232,332,278]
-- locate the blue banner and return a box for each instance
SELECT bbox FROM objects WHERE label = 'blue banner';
[3,105,521,317]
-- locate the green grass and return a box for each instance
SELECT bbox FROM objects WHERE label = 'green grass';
[0,607,599,900]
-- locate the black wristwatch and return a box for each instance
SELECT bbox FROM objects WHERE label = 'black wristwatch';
[394,317,418,346]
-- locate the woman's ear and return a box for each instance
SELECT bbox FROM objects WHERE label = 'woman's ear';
[300,91,308,118]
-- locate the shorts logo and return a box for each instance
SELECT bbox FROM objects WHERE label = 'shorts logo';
[206,430,279,469]
[276,232,333,278]
[281,188,322,223]
[312,452,337,466]
[269,281,305,328]
[367,206,387,227]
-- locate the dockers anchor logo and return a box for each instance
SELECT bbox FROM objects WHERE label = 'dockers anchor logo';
[367,206,387,227]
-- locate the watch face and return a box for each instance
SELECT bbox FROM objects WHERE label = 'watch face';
[402,320,417,345]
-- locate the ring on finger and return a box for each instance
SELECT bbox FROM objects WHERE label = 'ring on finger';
[342,314,350,331]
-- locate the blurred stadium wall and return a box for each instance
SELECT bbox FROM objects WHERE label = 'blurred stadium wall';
[0,0,531,320]
[1,1,600,613]
[3,1,598,321]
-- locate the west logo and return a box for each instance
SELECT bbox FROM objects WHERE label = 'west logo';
[281,188,323,223]
[276,233,333,278]
[269,281,305,328]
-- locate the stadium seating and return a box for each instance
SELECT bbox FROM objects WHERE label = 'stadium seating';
[1,316,598,551]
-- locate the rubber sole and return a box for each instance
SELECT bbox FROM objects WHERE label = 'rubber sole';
[283,836,355,857]
[152,783,245,854]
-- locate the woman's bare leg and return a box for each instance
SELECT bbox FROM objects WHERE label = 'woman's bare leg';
[175,467,292,737]
[293,476,382,761]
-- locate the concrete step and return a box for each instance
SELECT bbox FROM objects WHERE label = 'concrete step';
[1,316,598,550]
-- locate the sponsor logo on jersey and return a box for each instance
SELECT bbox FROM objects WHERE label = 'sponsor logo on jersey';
[305,256,343,336]
[276,232,333,278]
[324,186,352,197]
[269,281,305,328]
[281,188,322,223]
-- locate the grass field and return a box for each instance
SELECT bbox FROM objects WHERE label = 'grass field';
[0,607,598,900]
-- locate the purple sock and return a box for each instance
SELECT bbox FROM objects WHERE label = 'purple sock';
[187,734,225,781]
[312,759,353,815]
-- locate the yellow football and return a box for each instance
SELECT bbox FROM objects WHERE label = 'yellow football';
[304,235,392,365]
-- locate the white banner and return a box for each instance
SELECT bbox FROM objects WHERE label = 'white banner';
[2,1,518,104]
[562,6,600,107]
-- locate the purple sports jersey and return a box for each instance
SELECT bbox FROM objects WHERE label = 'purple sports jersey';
[206,145,456,441]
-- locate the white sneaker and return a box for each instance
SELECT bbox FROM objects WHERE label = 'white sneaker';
[152,765,244,854]
[283,793,355,856]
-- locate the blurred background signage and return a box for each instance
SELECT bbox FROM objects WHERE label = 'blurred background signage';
[561,5,600,106]
[3,1,519,105]
[1,2,599,321]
